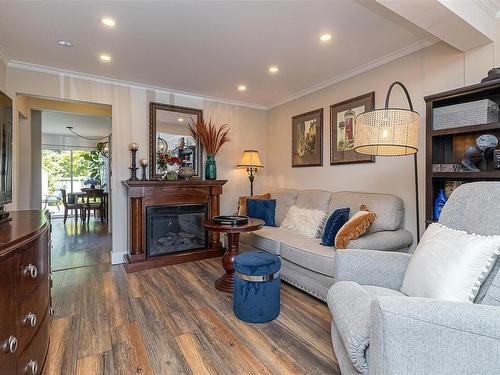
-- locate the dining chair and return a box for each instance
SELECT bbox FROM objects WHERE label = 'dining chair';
[83,188,106,223]
[61,189,84,224]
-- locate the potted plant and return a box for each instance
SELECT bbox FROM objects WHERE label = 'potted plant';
[83,177,100,189]
[188,118,230,180]
[82,149,104,186]
[157,153,183,181]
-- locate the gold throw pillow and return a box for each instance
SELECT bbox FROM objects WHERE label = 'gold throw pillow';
[335,205,377,249]
[238,193,271,216]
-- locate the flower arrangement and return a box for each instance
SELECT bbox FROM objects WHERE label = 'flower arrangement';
[188,118,230,179]
[83,177,100,188]
[157,153,183,180]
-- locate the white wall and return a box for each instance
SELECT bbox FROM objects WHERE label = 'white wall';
[5,67,267,263]
[266,41,495,245]
[0,58,5,92]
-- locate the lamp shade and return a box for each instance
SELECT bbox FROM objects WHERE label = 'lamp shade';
[354,108,419,156]
[237,150,263,168]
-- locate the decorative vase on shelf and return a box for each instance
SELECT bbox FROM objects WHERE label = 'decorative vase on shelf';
[205,155,217,180]
[433,188,447,221]
[164,172,178,181]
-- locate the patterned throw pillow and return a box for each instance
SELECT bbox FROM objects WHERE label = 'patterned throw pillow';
[321,208,350,247]
[335,205,376,249]
[238,193,271,216]
[247,199,276,227]
[280,205,327,239]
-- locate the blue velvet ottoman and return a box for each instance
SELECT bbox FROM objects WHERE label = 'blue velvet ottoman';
[233,251,281,323]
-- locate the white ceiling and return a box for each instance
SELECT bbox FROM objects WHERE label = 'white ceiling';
[0,1,435,108]
[42,111,111,137]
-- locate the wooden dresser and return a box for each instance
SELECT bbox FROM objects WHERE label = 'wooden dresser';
[0,211,52,375]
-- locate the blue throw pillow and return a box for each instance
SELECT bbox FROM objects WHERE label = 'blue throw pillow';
[247,199,276,227]
[321,208,350,246]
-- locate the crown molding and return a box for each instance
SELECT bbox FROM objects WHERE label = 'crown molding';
[7,60,268,110]
[7,38,437,111]
[0,44,9,66]
[268,38,437,109]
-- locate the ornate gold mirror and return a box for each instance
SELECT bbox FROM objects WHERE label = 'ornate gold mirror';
[149,102,203,179]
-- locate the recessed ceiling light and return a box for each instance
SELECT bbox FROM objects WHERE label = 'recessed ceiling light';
[238,85,247,92]
[101,17,116,27]
[320,33,332,42]
[100,54,112,62]
[58,40,73,47]
[178,118,184,122]
[269,66,279,74]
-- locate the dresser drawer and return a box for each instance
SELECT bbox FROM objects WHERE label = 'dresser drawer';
[17,274,49,353]
[0,254,18,375]
[17,233,48,300]
[17,312,49,375]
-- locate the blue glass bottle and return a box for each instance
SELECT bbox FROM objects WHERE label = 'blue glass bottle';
[205,155,217,180]
[433,188,447,221]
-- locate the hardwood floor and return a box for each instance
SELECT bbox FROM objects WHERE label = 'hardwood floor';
[46,222,340,375]
[51,218,111,271]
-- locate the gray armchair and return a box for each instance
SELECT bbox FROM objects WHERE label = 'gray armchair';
[327,182,500,375]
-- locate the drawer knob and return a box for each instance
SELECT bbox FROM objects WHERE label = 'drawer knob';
[2,335,17,353]
[23,313,37,327]
[26,360,38,375]
[24,264,38,278]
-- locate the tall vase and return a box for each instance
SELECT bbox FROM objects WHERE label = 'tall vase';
[205,155,217,180]
[433,188,447,221]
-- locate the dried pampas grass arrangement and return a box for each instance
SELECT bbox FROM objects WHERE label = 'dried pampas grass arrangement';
[188,118,230,156]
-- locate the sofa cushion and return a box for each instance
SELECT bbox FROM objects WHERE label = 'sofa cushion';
[335,207,377,249]
[346,229,413,251]
[250,227,306,255]
[296,189,331,211]
[327,281,371,374]
[238,193,271,216]
[321,208,350,246]
[330,191,404,232]
[247,199,276,227]
[269,188,298,226]
[280,238,335,277]
[363,285,405,297]
[280,205,327,238]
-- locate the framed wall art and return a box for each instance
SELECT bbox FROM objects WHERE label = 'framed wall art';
[291,108,323,167]
[330,92,375,165]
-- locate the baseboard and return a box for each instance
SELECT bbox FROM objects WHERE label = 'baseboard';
[111,251,127,265]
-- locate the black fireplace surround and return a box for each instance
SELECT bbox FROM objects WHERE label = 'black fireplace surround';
[146,204,208,257]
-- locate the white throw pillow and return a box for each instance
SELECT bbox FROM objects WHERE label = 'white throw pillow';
[280,205,326,239]
[401,223,500,302]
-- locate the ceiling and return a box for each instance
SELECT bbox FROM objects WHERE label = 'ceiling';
[0,1,435,108]
[42,111,111,137]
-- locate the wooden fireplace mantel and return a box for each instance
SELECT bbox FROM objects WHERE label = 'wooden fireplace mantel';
[122,179,227,272]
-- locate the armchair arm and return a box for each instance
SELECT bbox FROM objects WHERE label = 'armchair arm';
[369,297,500,375]
[346,229,413,252]
[334,249,411,290]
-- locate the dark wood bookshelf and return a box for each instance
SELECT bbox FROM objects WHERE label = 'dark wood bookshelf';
[431,122,500,137]
[432,171,500,180]
[424,80,500,225]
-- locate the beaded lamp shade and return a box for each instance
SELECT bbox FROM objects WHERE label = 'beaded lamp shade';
[354,108,419,156]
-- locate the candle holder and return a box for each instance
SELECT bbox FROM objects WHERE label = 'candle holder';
[128,143,139,181]
[139,158,148,180]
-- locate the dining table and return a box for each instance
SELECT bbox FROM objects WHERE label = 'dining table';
[68,189,109,222]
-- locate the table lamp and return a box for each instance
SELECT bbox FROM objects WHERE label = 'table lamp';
[237,150,263,196]
[353,81,421,241]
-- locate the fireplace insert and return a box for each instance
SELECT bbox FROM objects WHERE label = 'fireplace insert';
[146,204,208,257]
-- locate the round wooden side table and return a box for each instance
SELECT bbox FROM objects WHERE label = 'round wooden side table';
[203,218,264,293]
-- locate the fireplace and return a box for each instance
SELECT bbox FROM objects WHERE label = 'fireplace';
[146,204,208,257]
[122,180,226,272]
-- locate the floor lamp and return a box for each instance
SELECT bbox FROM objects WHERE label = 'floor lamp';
[237,150,263,196]
[354,81,421,242]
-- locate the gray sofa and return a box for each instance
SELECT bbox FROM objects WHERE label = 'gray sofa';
[240,188,413,300]
[327,182,500,375]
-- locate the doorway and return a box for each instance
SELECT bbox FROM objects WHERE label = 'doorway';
[17,95,113,272]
